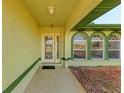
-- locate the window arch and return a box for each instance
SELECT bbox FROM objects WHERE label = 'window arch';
[108,32,120,59]
[91,33,104,59]
[72,33,87,59]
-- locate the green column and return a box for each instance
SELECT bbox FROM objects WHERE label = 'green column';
[87,38,91,60]
[105,38,109,60]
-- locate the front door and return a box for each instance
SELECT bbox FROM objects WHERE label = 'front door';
[42,33,60,63]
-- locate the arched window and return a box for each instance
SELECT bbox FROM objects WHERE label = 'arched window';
[73,34,87,59]
[91,34,104,59]
[108,33,120,59]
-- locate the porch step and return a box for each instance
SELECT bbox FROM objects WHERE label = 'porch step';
[41,62,63,66]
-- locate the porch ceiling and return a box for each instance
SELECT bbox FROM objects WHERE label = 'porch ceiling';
[23,0,120,30]
[23,0,80,27]
[23,0,102,28]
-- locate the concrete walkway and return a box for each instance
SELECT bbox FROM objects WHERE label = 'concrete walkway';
[23,67,86,93]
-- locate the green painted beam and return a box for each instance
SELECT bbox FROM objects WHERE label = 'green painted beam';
[71,0,121,30]
[86,24,121,27]
[77,24,121,31]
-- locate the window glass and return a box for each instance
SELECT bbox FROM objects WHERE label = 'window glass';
[91,34,103,59]
[74,34,86,40]
[108,33,120,59]
[74,50,86,58]
[109,41,120,49]
[73,42,86,49]
[109,34,120,40]
[91,51,103,58]
[108,51,120,59]
[92,41,103,49]
[73,34,86,58]
[92,34,103,40]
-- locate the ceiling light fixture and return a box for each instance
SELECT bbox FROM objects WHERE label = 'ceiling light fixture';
[48,6,55,15]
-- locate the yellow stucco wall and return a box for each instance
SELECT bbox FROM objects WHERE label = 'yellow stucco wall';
[2,0,41,90]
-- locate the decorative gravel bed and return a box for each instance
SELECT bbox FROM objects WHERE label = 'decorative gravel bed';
[69,66,121,93]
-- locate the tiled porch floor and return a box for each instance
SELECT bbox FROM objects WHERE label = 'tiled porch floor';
[23,67,86,93]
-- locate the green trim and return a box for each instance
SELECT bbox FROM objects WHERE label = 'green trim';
[86,24,121,27]
[87,37,91,60]
[78,24,121,31]
[3,58,41,93]
[105,38,109,60]
[71,32,89,60]
[72,0,121,30]
[78,28,121,32]
[90,31,108,60]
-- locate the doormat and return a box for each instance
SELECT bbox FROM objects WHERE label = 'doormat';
[42,66,55,69]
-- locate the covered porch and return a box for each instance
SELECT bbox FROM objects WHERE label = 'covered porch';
[2,0,121,93]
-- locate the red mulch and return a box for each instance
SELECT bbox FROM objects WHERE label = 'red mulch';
[69,66,121,93]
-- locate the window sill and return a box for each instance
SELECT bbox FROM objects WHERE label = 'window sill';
[108,59,121,62]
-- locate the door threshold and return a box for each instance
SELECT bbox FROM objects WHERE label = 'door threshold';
[41,62,63,66]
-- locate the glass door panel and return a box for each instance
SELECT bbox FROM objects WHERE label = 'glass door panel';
[57,36,60,59]
[45,36,53,59]
[43,33,60,63]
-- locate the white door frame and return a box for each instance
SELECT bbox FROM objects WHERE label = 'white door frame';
[41,33,61,64]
